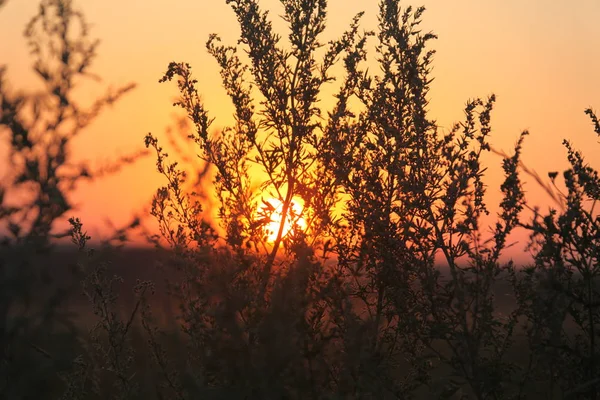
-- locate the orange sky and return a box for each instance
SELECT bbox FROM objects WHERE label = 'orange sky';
[1,0,599,261]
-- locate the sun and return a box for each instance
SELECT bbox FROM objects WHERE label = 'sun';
[260,197,307,242]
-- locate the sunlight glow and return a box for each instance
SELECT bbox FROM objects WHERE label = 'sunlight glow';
[261,197,306,242]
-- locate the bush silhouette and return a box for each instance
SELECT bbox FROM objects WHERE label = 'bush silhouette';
[144,0,528,398]
[144,1,600,399]
[0,0,143,397]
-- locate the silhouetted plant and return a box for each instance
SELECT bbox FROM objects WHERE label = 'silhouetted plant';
[60,217,156,400]
[145,0,373,395]
[0,0,141,245]
[0,0,143,397]
[318,2,529,395]
[512,109,600,399]
[145,1,534,399]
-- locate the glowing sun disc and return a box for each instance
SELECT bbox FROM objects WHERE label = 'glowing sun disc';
[261,197,306,242]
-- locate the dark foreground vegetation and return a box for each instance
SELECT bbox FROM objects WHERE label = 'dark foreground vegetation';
[2,0,600,399]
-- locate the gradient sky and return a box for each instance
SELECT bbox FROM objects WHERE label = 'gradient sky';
[1,0,599,260]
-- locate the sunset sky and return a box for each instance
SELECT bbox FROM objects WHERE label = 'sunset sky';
[1,0,599,261]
